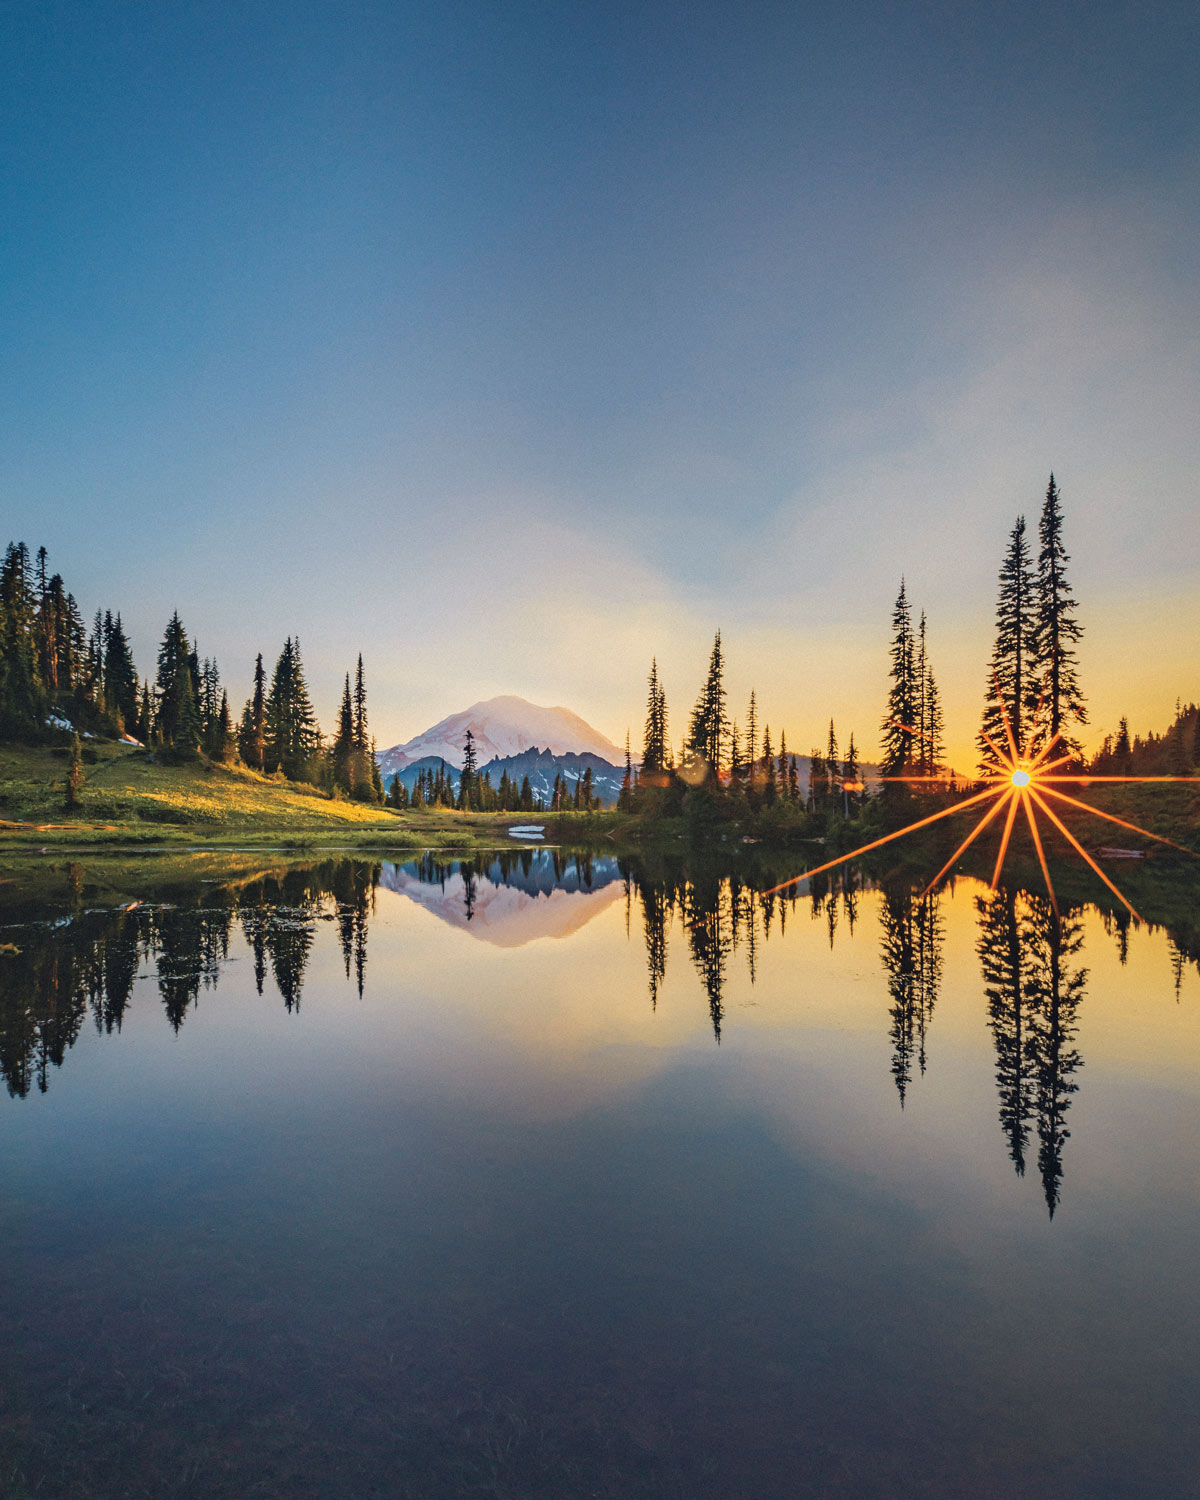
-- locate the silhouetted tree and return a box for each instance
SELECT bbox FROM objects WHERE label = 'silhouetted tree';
[1033,475,1086,762]
[880,579,916,780]
[979,517,1038,772]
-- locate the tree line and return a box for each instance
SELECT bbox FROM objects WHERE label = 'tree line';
[0,540,385,801]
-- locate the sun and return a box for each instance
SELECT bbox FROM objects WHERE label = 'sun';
[764,698,1199,922]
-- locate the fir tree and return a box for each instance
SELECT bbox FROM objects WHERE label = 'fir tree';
[642,659,667,773]
[880,580,917,779]
[619,731,633,810]
[1113,716,1132,775]
[687,630,727,773]
[211,690,233,762]
[459,728,479,810]
[333,674,354,791]
[808,747,826,810]
[745,691,758,785]
[842,732,862,816]
[239,653,267,770]
[103,613,139,731]
[353,654,368,751]
[264,637,321,780]
[761,725,776,804]
[369,738,384,803]
[1033,475,1086,761]
[826,720,839,797]
[979,517,1038,773]
[155,612,202,753]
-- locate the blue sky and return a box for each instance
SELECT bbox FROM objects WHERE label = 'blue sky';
[3,0,1197,765]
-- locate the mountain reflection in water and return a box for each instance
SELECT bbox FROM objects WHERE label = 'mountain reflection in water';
[3,848,1200,1500]
[2,849,1197,1221]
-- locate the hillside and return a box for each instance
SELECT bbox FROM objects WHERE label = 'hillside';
[0,743,519,849]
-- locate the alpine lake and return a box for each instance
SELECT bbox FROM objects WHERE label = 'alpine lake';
[2,841,1199,1499]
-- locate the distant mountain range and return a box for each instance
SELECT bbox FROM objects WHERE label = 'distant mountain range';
[382,747,628,807]
[377,696,623,777]
[376,694,627,806]
[375,694,878,810]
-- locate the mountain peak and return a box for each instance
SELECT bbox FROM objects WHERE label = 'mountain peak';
[378,695,623,774]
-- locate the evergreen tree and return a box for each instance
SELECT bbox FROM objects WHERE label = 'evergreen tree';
[155,612,202,753]
[777,729,790,801]
[761,725,776,804]
[880,579,917,779]
[332,674,354,791]
[1113,716,1132,775]
[843,732,862,815]
[211,690,233,762]
[618,730,633,810]
[264,637,321,780]
[826,720,839,797]
[913,613,946,779]
[369,737,384,803]
[728,721,744,789]
[745,690,758,786]
[103,613,139,731]
[353,654,368,750]
[642,658,667,773]
[239,653,267,770]
[686,630,727,773]
[0,542,43,736]
[808,747,825,810]
[979,518,1038,773]
[1033,475,1086,761]
[459,728,479,810]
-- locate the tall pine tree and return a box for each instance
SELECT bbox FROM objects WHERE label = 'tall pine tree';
[880,580,916,779]
[979,517,1038,773]
[642,658,667,773]
[1033,475,1086,762]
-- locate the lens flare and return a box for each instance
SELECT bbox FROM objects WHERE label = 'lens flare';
[762,696,1199,920]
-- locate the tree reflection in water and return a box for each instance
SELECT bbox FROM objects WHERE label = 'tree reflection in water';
[976,890,1087,1216]
[878,886,945,1105]
[2,852,1197,1216]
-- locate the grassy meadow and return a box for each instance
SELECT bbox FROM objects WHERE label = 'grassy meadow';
[0,742,620,851]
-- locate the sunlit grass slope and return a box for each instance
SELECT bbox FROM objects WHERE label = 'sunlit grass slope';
[0,743,566,848]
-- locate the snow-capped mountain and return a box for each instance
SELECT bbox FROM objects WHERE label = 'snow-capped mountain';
[377,695,624,777]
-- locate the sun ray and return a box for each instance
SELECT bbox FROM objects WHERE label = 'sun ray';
[1029,789,1143,923]
[1036,775,1200,783]
[1029,729,1065,769]
[1038,785,1199,855]
[919,790,1012,898]
[991,791,1021,887]
[1021,790,1058,914]
[979,726,1011,770]
[1034,753,1076,775]
[759,786,1001,898]
[991,674,1020,763]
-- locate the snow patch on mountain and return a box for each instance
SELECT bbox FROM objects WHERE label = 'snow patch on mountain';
[377,695,623,776]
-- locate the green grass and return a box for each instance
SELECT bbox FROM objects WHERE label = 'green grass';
[0,741,629,851]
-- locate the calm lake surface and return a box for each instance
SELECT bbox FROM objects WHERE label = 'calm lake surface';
[2,849,1199,1499]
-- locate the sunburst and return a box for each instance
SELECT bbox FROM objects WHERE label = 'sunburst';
[765,697,1199,921]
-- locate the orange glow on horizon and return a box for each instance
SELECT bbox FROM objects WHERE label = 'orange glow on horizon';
[762,695,1200,910]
